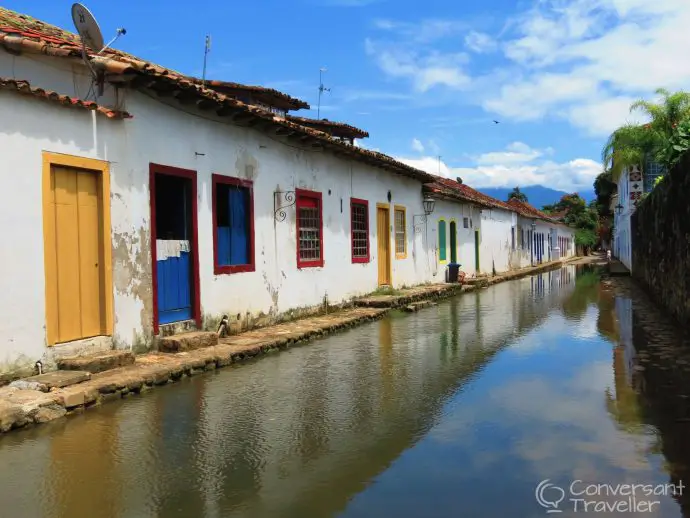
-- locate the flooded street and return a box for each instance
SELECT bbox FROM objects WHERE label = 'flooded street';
[1,264,689,518]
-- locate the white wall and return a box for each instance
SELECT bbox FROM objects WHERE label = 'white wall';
[425,199,481,281]
[0,52,433,372]
[613,170,633,271]
[478,207,516,274]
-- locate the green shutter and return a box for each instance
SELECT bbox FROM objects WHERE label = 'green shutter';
[439,220,447,261]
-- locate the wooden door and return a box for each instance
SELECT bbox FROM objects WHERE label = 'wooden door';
[377,207,391,286]
[49,167,105,342]
[449,221,457,263]
[474,230,480,272]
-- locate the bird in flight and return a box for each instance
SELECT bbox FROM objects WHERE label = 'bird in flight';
[493,120,500,124]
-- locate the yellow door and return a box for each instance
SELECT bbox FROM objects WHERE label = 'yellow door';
[49,166,105,343]
[377,207,391,286]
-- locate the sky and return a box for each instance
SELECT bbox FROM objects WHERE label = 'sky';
[7,0,690,194]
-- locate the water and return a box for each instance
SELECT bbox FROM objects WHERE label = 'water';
[0,264,687,518]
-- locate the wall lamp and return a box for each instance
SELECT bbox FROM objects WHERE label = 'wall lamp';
[413,195,436,234]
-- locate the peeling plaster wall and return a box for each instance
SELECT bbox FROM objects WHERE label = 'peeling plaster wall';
[0,52,436,374]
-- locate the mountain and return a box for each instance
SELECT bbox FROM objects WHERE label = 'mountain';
[477,185,596,210]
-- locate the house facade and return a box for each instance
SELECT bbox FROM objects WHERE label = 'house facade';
[0,6,578,379]
[507,199,576,268]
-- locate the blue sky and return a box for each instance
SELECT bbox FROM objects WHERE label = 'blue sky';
[7,0,690,193]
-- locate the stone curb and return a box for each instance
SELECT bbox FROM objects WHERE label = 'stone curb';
[0,257,581,435]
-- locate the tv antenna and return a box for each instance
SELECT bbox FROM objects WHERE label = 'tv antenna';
[71,3,126,97]
[202,35,211,85]
[317,67,330,119]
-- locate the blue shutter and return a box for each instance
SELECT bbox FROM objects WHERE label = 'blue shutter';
[229,188,249,265]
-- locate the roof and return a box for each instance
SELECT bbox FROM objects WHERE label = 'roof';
[0,77,131,119]
[192,79,309,111]
[0,7,434,184]
[285,115,369,139]
[424,176,512,211]
[506,199,557,221]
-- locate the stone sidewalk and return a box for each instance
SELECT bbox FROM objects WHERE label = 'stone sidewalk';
[0,256,582,435]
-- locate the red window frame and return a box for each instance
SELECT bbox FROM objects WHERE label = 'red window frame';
[211,174,255,275]
[296,188,324,268]
[350,198,369,263]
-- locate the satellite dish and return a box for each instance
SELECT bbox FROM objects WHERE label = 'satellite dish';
[71,3,104,51]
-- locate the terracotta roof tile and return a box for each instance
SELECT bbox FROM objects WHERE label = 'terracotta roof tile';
[424,176,511,211]
[194,79,309,111]
[0,7,434,183]
[506,199,558,222]
[285,115,369,139]
[0,77,131,119]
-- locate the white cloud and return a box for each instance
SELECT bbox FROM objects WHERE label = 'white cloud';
[484,0,690,135]
[365,39,471,92]
[473,141,543,165]
[411,138,425,153]
[464,31,497,53]
[397,141,602,192]
[373,18,467,43]
[365,1,690,137]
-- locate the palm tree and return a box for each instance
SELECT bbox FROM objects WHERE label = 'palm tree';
[601,123,658,182]
[602,88,690,182]
[507,186,527,202]
[631,88,690,138]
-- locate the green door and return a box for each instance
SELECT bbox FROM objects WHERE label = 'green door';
[449,221,457,263]
[474,230,480,272]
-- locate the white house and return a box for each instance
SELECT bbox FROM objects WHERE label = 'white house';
[423,177,517,278]
[506,199,576,267]
[0,7,445,378]
[612,165,641,271]
[0,6,578,380]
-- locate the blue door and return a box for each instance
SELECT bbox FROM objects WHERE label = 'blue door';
[157,242,192,324]
[154,173,194,326]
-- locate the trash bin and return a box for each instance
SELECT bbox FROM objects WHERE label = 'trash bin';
[447,263,460,283]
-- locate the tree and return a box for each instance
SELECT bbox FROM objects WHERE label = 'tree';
[507,186,527,202]
[602,88,690,181]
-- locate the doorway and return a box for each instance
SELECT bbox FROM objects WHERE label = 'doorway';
[377,205,391,286]
[44,160,111,344]
[449,221,457,263]
[150,164,200,333]
[474,230,480,273]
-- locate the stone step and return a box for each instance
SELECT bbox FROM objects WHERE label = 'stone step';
[11,371,91,392]
[158,331,219,353]
[57,351,135,374]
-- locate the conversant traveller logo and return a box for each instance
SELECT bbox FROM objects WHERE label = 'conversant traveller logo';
[535,479,685,513]
[536,480,565,513]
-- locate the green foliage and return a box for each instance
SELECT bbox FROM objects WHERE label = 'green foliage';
[602,88,690,181]
[657,118,690,170]
[507,186,528,202]
[593,170,616,218]
[654,175,664,188]
[575,228,597,247]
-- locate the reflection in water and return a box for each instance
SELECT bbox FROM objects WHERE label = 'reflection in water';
[2,265,689,517]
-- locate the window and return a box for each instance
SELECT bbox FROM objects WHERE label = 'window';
[212,174,254,274]
[351,198,369,263]
[296,189,323,268]
[463,217,469,229]
[517,226,524,249]
[439,219,447,261]
[511,226,516,250]
[394,206,407,258]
